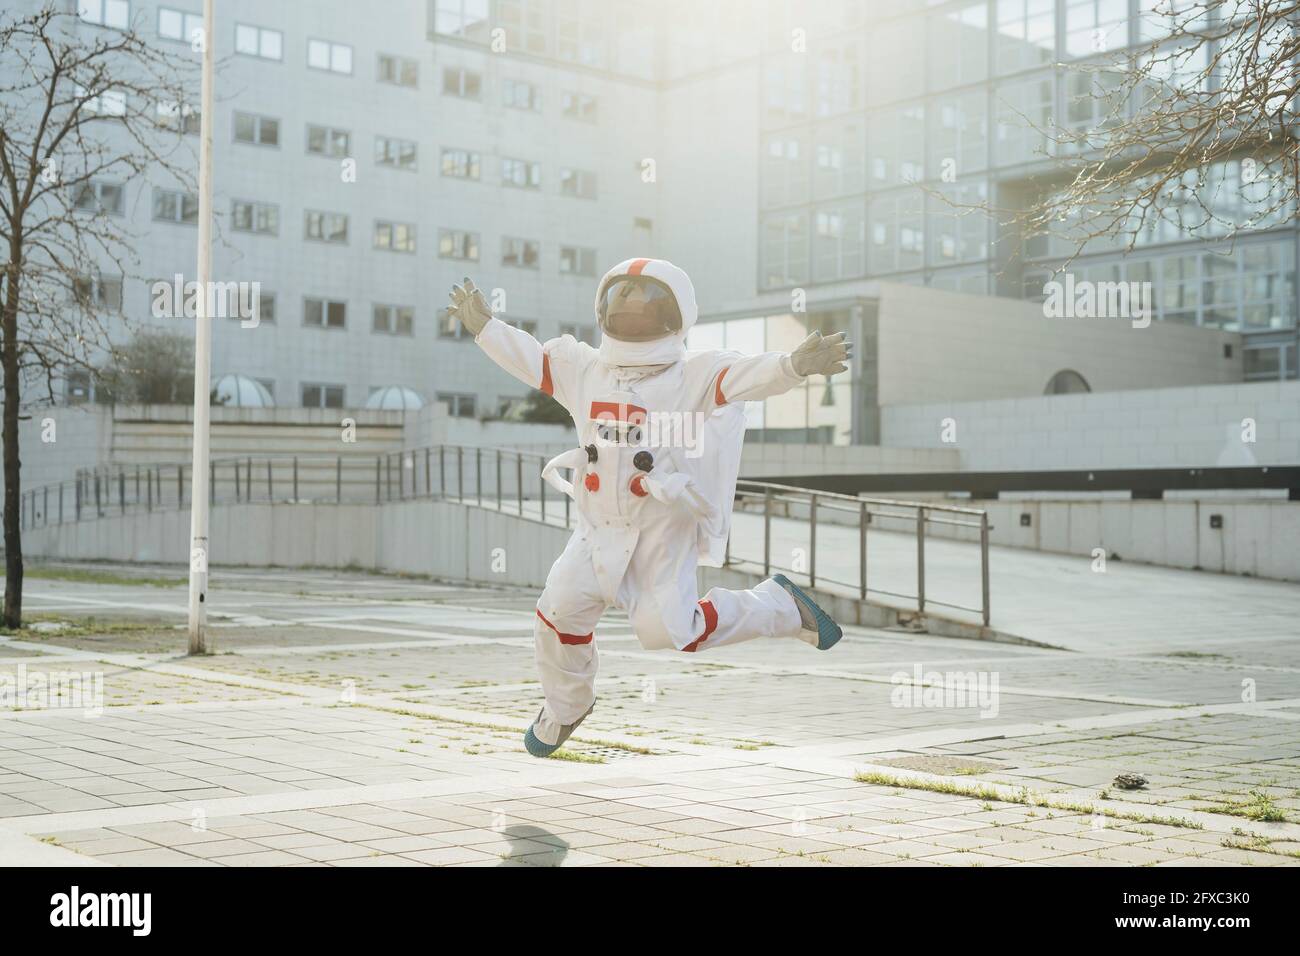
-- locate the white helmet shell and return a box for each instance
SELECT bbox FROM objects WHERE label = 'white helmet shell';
[593,258,698,366]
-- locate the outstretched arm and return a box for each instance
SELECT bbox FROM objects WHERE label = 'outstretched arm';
[712,331,852,406]
[448,277,556,398]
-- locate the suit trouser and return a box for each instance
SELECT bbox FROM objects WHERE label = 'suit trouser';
[531,530,803,739]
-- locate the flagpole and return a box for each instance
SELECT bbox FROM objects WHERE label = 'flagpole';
[187,0,215,654]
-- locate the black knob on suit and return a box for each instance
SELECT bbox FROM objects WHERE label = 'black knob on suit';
[585,444,598,463]
[633,451,654,472]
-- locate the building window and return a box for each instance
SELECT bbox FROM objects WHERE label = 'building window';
[995,0,1056,75]
[502,237,540,269]
[443,67,481,99]
[1064,0,1130,58]
[558,246,596,277]
[373,304,415,336]
[377,53,418,87]
[235,22,282,60]
[373,221,416,253]
[504,79,541,111]
[306,124,350,157]
[440,147,480,180]
[79,0,129,29]
[511,319,539,336]
[65,369,94,405]
[561,91,597,122]
[558,167,597,199]
[233,111,279,146]
[77,86,126,116]
[305,210,349,244]
[308,39,353,74]
[502,157,541,189]
[438,308,468,339]
[232,199,279,235]
[72,180,124,216]
[72,275,123,311]
[437,392,477,418]
[376,136,418,170]
[221,287,274,323]
[152,187,198,224]
[433,0,489,38]
[157,7,201,43]
[559,323,596,345]
[439,229,479,261]
[928,2,989,92]
[302,383,345,408]
[156,100,200,134]
[761,210,810,288]
[304,297,346,329]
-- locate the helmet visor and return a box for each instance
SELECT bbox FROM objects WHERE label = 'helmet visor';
[599,276,682,342]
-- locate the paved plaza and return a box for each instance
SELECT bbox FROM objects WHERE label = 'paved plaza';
[2,563,1299,867]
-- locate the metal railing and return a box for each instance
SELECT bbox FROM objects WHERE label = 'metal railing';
[18,444,574,530]
[19,445,990,625]
[730,480,991,627]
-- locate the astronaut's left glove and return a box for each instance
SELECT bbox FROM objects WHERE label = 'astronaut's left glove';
[790,331,851,377]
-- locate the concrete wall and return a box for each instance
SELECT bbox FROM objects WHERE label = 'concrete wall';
[881,380,1300,470]
[751,494,1300,582]
[874,282,1244,407]
[20,499,571,587]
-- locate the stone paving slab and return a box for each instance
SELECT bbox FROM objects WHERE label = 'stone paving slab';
[4,565,1299,867]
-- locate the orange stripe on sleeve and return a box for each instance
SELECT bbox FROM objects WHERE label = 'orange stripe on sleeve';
[713,366,730,406]
[540,352,554,396]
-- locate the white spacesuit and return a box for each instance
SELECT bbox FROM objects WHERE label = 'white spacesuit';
[448,258,850,756]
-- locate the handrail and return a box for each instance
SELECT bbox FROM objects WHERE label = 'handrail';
[18,442,991,627]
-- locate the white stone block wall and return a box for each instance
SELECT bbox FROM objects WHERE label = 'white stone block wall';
[881,381,1300,471]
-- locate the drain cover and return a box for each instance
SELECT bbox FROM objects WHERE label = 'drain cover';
[571,746,649,761]
[874,755,1006,775]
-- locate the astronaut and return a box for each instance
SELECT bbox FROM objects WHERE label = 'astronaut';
[447,258,851,757]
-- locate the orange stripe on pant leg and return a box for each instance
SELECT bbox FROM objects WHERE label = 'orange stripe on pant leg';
[681,599,718,652]
[536,609,592,645]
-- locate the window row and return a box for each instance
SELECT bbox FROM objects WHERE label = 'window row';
[760,184,994,288]
[760,0,1229,125]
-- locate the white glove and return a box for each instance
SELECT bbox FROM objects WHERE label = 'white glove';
[790,330,851,377]
[447,277,493,336]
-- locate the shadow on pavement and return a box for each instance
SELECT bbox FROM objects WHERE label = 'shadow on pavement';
[497,824,570,867]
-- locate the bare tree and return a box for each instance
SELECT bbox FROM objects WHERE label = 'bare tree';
[938,0,1298,271]
[0,4,195,626]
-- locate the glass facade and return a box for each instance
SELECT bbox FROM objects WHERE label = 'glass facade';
[688,307,872,446]
[755,0,1298,378]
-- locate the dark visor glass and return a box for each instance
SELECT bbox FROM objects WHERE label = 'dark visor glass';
[599,276,682,342]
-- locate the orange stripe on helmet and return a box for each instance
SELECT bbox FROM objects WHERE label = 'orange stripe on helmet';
[626,258,651,276]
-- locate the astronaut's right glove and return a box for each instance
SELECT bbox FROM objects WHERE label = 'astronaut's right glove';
[790,330,851,377]
[447,276,493,336]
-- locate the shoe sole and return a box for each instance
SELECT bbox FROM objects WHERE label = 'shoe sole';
[773,574,843,650]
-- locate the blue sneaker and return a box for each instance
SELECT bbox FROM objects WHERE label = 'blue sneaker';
[523,703,594,758]
[772,574,843,650]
